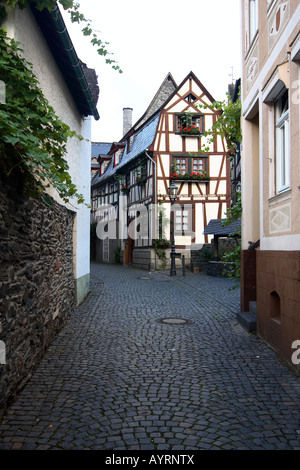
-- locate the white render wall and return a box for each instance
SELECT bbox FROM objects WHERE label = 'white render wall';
[5,6,92,304]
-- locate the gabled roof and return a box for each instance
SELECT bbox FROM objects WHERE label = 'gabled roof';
[91,113,160,188]
[117,113,160,171]
[30,3,99,120]
[91,71,218,188]
[134,73,177,130]
[203,218,241,236]
[162,71,216,110]
[91,142,112,157]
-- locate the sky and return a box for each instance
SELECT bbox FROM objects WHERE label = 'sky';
[61,0,242,144]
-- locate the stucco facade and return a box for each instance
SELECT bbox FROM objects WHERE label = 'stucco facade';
[4,5,99,305]
[240,0,300,374]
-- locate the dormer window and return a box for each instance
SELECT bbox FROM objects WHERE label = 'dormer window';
[114,149,123,167]
[127,135,134,153]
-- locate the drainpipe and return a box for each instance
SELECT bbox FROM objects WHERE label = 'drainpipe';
[49,6,100,121]
[145,149,157,270]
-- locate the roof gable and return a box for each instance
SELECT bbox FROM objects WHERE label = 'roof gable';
[134,73,177,130]
[162,71,216,112]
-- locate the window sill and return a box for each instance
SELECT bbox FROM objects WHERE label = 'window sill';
[268,188,291,206]
[176,132,203,137]
[172,179,209,183]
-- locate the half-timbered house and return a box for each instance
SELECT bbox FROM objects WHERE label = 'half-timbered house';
[91,71,231,269]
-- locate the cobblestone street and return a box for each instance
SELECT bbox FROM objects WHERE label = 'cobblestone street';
[0,262,299,451]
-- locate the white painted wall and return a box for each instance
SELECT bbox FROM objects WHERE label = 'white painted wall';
[5,6,92,298]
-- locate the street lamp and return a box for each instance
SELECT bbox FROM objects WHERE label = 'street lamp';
[167,181,178,276]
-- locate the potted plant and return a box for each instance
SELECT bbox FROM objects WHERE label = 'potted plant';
[121,185,130,194]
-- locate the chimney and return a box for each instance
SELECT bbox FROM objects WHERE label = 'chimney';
[123,107,133,136]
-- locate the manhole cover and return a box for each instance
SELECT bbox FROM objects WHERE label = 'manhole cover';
[156,317,193,325]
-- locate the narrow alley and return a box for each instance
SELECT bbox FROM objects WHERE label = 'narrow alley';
[0,263,299,451]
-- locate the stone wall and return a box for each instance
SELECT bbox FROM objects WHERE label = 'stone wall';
[191,238,240,271]
[0,172,75,419]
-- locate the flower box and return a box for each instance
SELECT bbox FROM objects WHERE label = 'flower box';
[171,172,209,182]
[179,125,201,136]
[121,186,130,194]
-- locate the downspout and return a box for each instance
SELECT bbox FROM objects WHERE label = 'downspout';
[50,6,100,121]
[145,149,157,270]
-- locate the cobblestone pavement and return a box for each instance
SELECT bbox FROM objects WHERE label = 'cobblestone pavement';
[0,262,299,451]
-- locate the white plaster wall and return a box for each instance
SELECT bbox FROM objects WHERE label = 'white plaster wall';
[195,204,204,244]
[6,7,92,286]
[206,203,220,226]
[210,155,223,177]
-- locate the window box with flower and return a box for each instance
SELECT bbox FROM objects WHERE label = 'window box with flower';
[179,125,201,136]
[171,171,209,182]
[175,112,204,136]
[121,185,130,195]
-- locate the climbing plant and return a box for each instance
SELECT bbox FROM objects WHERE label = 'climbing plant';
[0,1,122,73]
[0,1,122,205]
[221,192,242,284]
[197,91,241,156]
[197,91,242,283]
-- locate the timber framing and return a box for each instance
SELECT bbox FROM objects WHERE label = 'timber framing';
[91,71,231,266]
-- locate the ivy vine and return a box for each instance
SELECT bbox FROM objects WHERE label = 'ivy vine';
[197,92,242,156]
[0,28,85,204]
[0,1,122,205]
[197,91,242,283]
[0,1,122,73]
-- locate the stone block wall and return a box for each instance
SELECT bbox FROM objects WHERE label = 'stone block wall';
[0,174,75,419]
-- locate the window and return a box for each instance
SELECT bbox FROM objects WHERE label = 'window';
[175,157,188,175]
[135,162,147,183]
[114,183,118,202]
[114,149,124,167]
[185,93,197,103]
[275,89,289,193]
[249,0,258,44]
[172,155,207,177]
[109,184,114,204]
[175,113,204,133]
[192,158,205,172]
[174,206,193,235]
[127,135,134,152]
